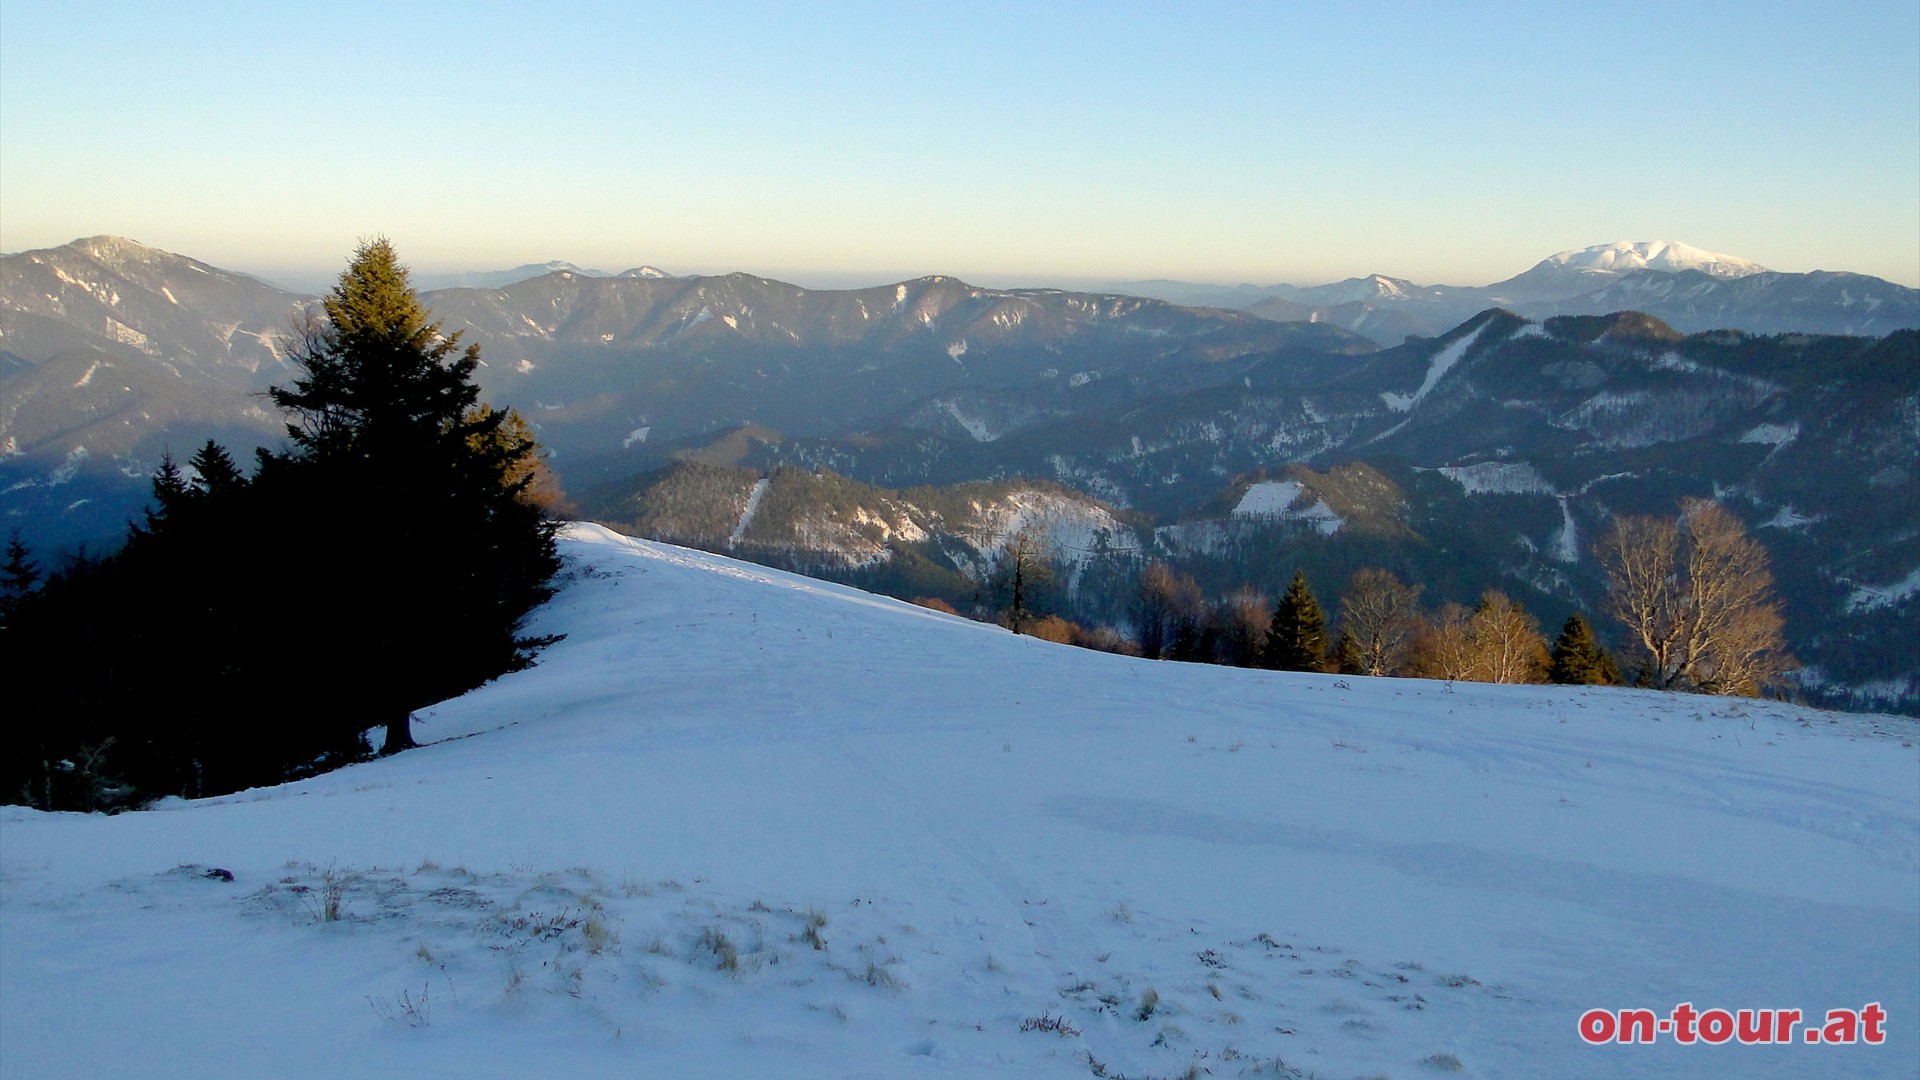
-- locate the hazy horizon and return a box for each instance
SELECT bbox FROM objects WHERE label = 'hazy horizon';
[4,2,1916,288]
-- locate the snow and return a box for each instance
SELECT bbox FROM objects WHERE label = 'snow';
[1740,422,1799,446]
[1232,481,1344,535]
[1761,505,1820,531]
[2,526,1915,1080]
[1542,241,1769,279]
[1384,322,1490,414]
[968,491,1140,592]
[727,477,770,549]
[1232,479,1305,516]
[620,427,651,450]
[1510,321,1549,339]
[73,361,101,388]
[1435,462,1557,496]
[47,445,88,485]
[940,401,996,443]
[1846,567,1920,613]
[1551,497,1580,563]
[946,340,968,361]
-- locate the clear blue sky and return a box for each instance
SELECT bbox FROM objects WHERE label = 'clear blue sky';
[3,1,1916,288]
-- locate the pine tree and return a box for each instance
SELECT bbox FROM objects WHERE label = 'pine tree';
[1549,612,1621,685]
[0,530,40,628]
[267,238,561,754]
[145,452,190,529]
[4,239,568,808]
[1331,629,1363,675]
[1261,570,1327,671]
[187,440,247,497]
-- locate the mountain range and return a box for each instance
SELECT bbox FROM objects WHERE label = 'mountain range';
[1113,240,1920,345]
[2,236,1915,713]
[410,261,674,292]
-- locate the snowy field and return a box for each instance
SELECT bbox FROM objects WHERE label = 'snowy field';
[3,524,1915,1079]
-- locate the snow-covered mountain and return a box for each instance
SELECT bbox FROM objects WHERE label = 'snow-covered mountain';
[1538,240,1769,279]
[1119,241,1916,345]
[3,525,1913,1079]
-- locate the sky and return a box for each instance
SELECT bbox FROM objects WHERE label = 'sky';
[2,1,1917,289]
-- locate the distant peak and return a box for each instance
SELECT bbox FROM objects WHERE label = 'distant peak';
[618,265,672,279]
[1541,240,1767,279]
[70,235,161,259]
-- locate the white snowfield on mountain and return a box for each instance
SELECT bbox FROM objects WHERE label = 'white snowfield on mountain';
[1541,240,1770,279]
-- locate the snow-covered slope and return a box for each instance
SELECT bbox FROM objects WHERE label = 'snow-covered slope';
[1539,241,1769,279]
[2,525,1914,1079]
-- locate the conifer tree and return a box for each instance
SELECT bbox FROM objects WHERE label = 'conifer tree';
[0,530,39,628]
[146,452,190,528]
[1331,628,1363,675]
[267,238,561,754]
[1549,612,1621,685]
[2,239,563,807]
[1261,570,1327,671]
[187,440,247,497]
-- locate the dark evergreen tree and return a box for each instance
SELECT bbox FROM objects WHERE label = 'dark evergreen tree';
[0,531,40,628]
[1261,570,1327,671]
[1549,613,1621,685]
[2,239,561,809]
[145,452,190,528]
[187,440,247,497]
[1331,629,1363,676]
[263,237,561,755]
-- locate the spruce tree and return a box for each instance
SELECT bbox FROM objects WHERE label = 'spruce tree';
[1549,612,1620,685]
[1261,570,1327,671]
[267,238,561,755]
[187,440,247,497]
[2,239,563,807]
[145,452,190,529]
[0,531,39,628]
[1331,629,1363,675]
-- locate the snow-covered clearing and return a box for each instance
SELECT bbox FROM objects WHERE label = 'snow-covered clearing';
[727,477,770,549]
[1433,462,1557,497]
[1232,481,1344,535]
[1847,566,1920,613]
[2,524,1915,1079]
[1380,322,1490,414]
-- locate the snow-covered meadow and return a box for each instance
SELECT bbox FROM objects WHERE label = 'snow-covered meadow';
[3,524,1914,1079]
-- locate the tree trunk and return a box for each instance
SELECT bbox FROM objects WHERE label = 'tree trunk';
[382,712,417,755]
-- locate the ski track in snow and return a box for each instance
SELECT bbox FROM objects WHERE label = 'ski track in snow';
[1,524,1915,1080]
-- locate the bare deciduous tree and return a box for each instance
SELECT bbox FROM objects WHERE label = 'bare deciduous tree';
[1216,586,1272,668]
[1469,591,1549,684]
[1339,567,1423,676]
[1596,498,1792,695]
[1414,602,1477,681]
[1414,592,1547,684]
[1136,561,1205,660]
